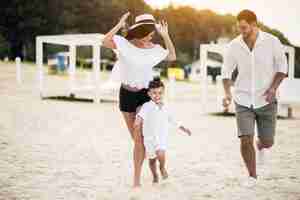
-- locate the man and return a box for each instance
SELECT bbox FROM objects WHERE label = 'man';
[222,10,287,184]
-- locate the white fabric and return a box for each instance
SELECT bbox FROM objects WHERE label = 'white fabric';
[222,31,288,109]
[110,35,169,89]
[129,22,157,30]
[137,101,180,159]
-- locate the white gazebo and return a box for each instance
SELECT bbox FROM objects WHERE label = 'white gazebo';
[36,34,105,102]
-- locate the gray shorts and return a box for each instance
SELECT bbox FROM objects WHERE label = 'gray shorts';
[235,101,278,141]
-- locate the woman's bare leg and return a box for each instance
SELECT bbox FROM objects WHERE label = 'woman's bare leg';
[149,158,159,183]
[122,112,145,187]
[122,112,136,140]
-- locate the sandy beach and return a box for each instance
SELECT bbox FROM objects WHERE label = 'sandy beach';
[0,62,300,200]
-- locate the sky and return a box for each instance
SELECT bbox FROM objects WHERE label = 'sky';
[144,0,300,46]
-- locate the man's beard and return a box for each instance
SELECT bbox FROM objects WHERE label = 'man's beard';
[243,28,254,40]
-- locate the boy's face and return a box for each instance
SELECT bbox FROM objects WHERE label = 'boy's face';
[148,87,164,104]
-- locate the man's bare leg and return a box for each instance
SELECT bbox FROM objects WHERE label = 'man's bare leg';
[149,158,159,183]
[240,135,257,178]
[257,138,274,150]
[156,150,168,179]
[256,138,274,166]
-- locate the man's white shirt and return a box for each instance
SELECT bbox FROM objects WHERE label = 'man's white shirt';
[222,30,288,109]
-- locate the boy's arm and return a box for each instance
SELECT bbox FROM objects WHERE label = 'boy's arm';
[168,115,191,136]
[133,104,148,139]
[178,126,192,136]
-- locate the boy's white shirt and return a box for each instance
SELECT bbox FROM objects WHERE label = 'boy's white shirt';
[137,100,181,157]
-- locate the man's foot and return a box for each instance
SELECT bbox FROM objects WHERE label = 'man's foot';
[160,167,169,180]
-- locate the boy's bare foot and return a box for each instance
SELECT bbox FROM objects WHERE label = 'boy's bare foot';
[160,167,168,180]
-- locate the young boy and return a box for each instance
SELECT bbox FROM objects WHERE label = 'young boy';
[134,77,191,184]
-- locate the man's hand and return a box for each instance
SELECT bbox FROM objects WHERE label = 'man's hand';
[222,92,232,109]
[263,87,276,103]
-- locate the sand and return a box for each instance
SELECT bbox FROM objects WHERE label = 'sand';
[0,62,300,200]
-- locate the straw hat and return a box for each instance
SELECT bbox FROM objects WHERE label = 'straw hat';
[128,14,157,30]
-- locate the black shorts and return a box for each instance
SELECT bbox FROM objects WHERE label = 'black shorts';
[119,85,150,113]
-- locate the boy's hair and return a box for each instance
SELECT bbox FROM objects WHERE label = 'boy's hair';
[237,9,257,24]
[148,77,164,89]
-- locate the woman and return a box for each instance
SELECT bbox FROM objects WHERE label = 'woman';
[102,12,176,188]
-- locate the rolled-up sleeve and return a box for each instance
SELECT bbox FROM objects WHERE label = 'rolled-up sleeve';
[168,115,181,129]
[221,43,237,79]
[273,38,288,74]
[166,107,182,129]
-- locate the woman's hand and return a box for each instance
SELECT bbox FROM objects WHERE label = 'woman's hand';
[157,20,176,61]
[157,20,169,38]
[103,12,130,49]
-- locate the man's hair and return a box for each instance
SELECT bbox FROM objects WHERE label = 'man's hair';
[148,77,164,89]
[237,9,257,24]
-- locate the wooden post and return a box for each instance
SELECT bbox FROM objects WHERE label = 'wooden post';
[288,107,293,118]
[36,38,43,98]
[15,57,21,84]
[69,45,76,96]
[200,45,208,113]
[93,45,101,103]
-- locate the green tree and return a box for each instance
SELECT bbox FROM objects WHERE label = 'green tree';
[0,0,64,60]
[0,0,294,64]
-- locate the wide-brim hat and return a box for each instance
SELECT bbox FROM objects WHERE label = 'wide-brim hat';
[128,14,158,31]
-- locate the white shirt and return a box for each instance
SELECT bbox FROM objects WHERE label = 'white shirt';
[110,35,169,89]
[221,31,288,109]
[137,101,179,157]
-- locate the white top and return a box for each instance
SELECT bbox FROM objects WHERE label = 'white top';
[111,35,169,89]
[137,101,180,149]
[221,31,288,109]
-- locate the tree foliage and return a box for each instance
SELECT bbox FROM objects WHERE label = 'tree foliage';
[0,0,296,66]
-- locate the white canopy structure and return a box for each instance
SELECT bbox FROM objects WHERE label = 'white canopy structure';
[36,34,105,102]
[198,43,298,117]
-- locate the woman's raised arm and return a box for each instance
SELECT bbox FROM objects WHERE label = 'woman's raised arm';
[102,12,130,49]
[157,20,176,61]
